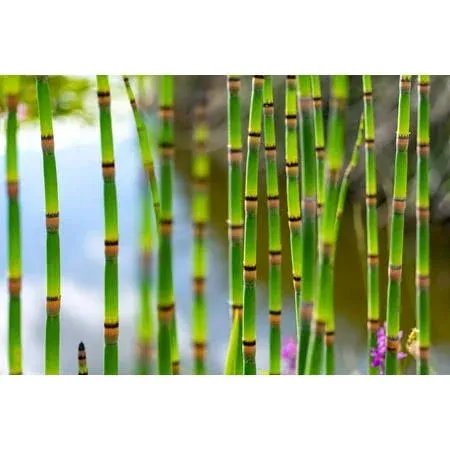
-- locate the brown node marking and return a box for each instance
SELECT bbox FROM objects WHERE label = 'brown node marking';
[389,264,402,281]
[97,91,111,107]
[41,135,54,153]
[416,274,430,288]
[322,242,334,258]
[314,320,326,334]
[228,77,240,93]
[192,276,205,295]
[253,75,265,87]
[392,197,406,214]
[285,161,299,176]
[285,114,297,127]
[315,146,325,159]
[416,206,429,221]
[317,203,324,216]
[365,138,375,149]
[302,196,317,215]
[417,143,430,156]
[329,169,340,184]
[137,342,153,360]
[267,195,280,209]
[326,331,335,345]
[293,275,302,291]
[159,105,174,120]
[248,131,261,146]
[243,340,256,357]
[367,319,380,332]
[300,302,313,320]
[288,216,302,231]
[269,310,282,326]
[299,97,313,111]
[172,361,180,374]
[105,239,119,258]
[245,195,258,210]
[366,193,377,206]
[160,218,173,236]
[231,304,243,319]
[265,145,277,158]
[141,250,152,267]
[367,254,379,267]
[193,342,207,360]
[228,147,243,164]
[269,250,281,265]
[160,143,175,159]
[46,296,61,317]
[419,347,430,361]
[396,134,409,148]
[193,222,206,238]
[400,78,412,90]
[7,95,18,111]
[418,82,430,94]
[244,264,257,280]
[193,176,209,192]
[263,102,274,114]
[102,162,115,179]
[46,212,59,231]
[228,222,243,240]
[7,181,18,199]
[8,277,22,296]
[363,92,373,100]
[313,96,322,107]
[158,304,174,323]
[386,336,399,351]
[331,97,347,111]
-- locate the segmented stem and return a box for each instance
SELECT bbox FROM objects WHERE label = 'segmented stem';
[5,76,22,375]
[242,75,264,375]
[416,75,430,375]
[78,342,88,375]
[224,75,244,375]
[36,76,61,375]
[263,76,282,375]
[97,75,119,375]
[191,99,210,375]
[386,75,412,375]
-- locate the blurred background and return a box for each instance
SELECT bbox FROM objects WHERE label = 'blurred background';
[0,75,449,375]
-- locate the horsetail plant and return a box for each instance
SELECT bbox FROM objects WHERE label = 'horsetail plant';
[191,99,210,375]
[157,75,178,375]
[224,75,244,375]
[284,76,303,373]
[78,342,88,375]
[297,75,317,375]
[97,75,120,375]
[362,75,381,375]
[385,75,412,375]
[242,75,264,375]
[306,75,349,375]
[136,170,155,375]
[5,75,22,375]
[416,75,431,375]
[36,76,62,375]
[122,76,160,226]
[262,76,282,375]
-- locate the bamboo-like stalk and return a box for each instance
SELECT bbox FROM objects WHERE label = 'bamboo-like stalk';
[284,75,302,372]
[97,75,120,375]
[157,75,178,375]
[416,75,430,375]
[78,342,88,375]
[262,76,282,375]
[191,99,210,375]
[136,170,155,375]
[5,75,22,375]
[36,76,62,375]
[242,75,264,375]
[224,75,244,375]
[297,75,316,375]
[386,75,412,375]
[306,75,349,375]
[362,75,381,375]
[122,76,160,225]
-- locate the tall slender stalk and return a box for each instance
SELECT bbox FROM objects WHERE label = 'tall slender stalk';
[78,342,88,375]
[5,75,22,375]
[416,75,430,375]
[191,99,210,375]
[306,76,349,375]
[362,75,381,375]
[97,75,120,375]
[36,76,61,375]
[263,76,282,375]
[136,170,155,375]
[386,75,412,375]
[122,76,160,225]
[297,75,316,375]
[157,75,177,375]
[242,75,264,375]
[224,75,244,375]
[284,75,302,372]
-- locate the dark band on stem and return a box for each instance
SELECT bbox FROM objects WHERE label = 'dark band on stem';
[244,264,257,280]
[172,360,180,374]
[288,215,301,230]
[8,277,22,296]
[366,193,377,206]
[367,254,379,266]
[192,276,205,294]
[41,134,54,152]
[160,218,173,236]
[315,146,325,158]
[393,197,406,214]
[97,91,111,107]
[46,296,61,316]
[365,138,375,149]
[243,339,256,357]
[293,275,301,290]
[269,310,282,325]
[267,195,280,209]
[396,134,409,148]
[417,143,430,156]
[105,239,119,258]
[367,318,380,332]
[314,320,326,334]
[102,161,115,179]
[326,331,335,345]
[158,304,174,323]
[269,250,281,264]
[46,212,59,231]
[7,181,18,198]
[193,341,206,360]
[417,206,429,221]
[416,274,430,288]
[159,105,174,119]
[300,302,313,320]
[389,264,403,281]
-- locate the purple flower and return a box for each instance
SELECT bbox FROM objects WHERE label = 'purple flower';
[371,323,407,374]
[281,337,297,374]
